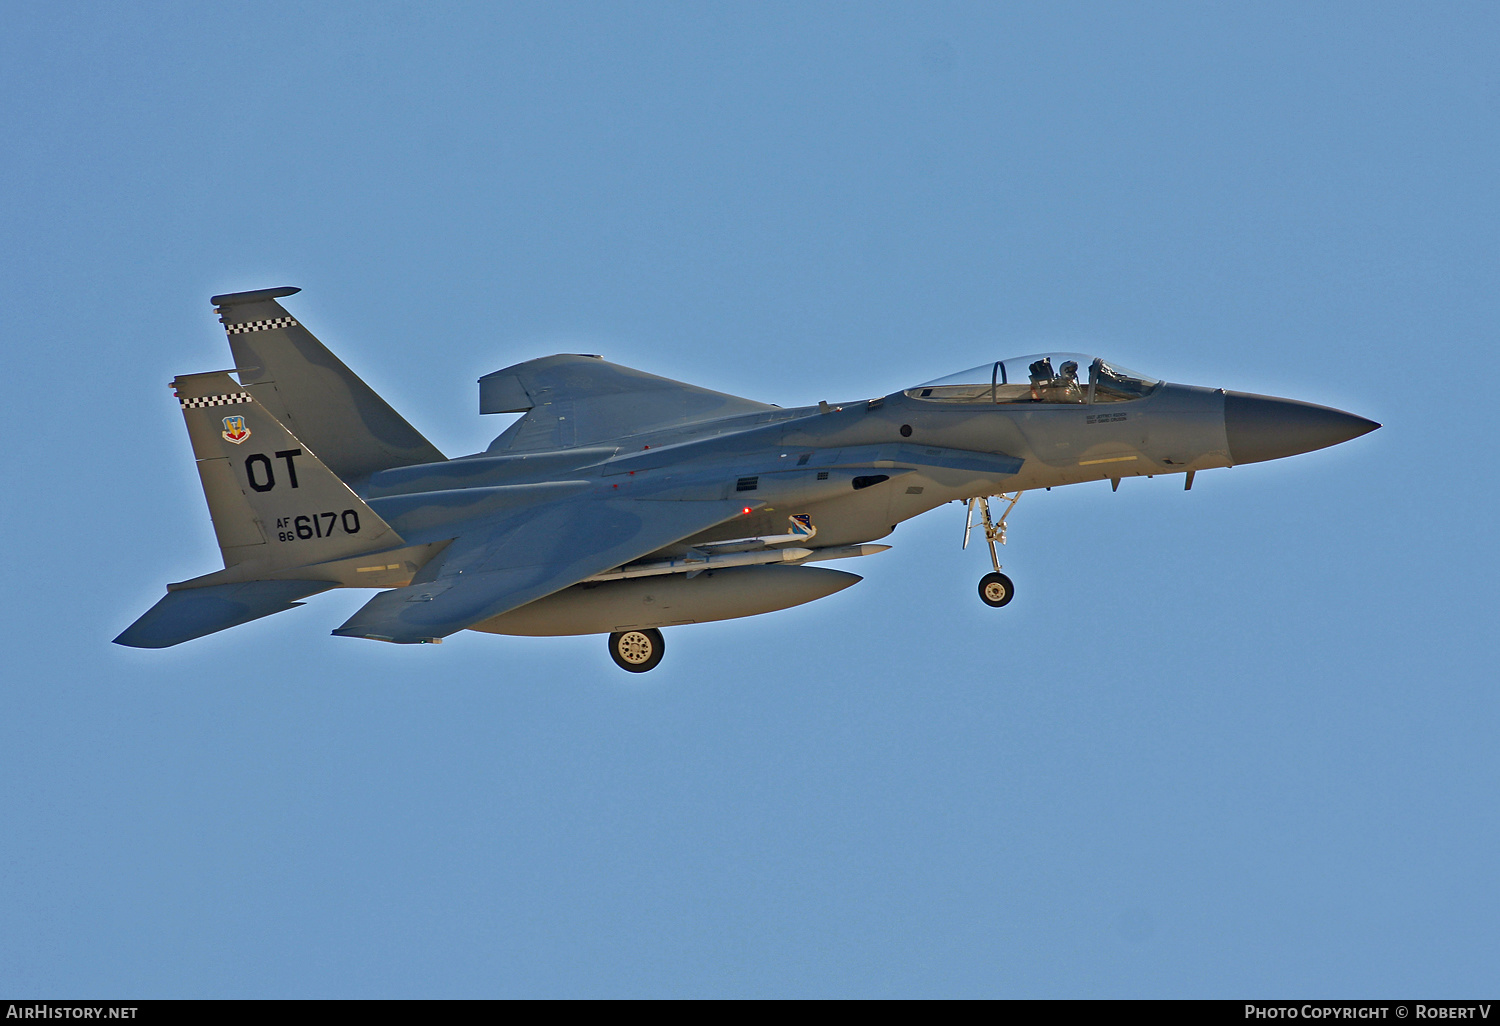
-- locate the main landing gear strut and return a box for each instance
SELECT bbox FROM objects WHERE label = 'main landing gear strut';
[964,492,1023,608]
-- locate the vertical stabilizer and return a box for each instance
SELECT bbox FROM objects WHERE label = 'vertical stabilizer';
[210,287,446,483]
[173,370,403,574]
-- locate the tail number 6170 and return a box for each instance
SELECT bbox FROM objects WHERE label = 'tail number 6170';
[275,510,361,542]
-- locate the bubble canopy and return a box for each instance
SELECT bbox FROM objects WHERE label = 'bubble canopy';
[906,353,1160,405]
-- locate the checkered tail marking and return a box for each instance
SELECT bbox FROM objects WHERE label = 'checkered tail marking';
[224,316,298,335]
[179,392,252,409]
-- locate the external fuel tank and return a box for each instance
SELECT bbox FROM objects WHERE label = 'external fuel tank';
[469,564,860,637]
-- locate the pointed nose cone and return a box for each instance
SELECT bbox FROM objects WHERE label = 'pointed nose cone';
[1224,391,1380,465]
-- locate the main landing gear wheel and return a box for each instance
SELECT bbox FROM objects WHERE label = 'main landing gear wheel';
[608,628,665,672]
[978,572,1014,608]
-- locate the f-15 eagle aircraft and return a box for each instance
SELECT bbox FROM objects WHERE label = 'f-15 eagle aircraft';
[116,287,1379,671]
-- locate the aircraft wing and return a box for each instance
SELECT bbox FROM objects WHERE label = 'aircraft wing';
[332,494,761,643]
[480,354,779,452]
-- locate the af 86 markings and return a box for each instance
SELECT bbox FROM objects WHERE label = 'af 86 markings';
[274,510,362,542]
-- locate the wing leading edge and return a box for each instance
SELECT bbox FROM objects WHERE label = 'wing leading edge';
[332,494,763,643]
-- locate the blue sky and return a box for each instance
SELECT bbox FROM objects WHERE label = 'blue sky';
[1,1,1495,997]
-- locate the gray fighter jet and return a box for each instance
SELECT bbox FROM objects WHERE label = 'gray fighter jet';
[116,287,1379,671]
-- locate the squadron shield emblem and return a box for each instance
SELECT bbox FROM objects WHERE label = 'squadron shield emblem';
[221,415,250,444]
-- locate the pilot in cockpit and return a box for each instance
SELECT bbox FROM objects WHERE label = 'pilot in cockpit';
[1056,360,1083,401]
[1027,357,1085,402]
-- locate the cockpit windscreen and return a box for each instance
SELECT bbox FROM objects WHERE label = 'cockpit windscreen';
[906,354,1160,405]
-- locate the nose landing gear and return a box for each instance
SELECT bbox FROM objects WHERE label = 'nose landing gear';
[964,493,1023,608]
[608,628,665,672]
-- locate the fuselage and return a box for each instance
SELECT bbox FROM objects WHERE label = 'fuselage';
[352,354,1377,567]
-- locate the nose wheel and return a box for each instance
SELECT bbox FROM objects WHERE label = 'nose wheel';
[608,628,665,672]
[978,572,1014,607]
[964,493,1022,609]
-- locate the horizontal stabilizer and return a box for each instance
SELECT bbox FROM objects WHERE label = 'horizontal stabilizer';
[114,580,335,649]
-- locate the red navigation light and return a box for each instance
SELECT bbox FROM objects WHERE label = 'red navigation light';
[741,507,753,515]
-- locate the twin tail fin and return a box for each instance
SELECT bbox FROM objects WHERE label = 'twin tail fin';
[171,370,404,573]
